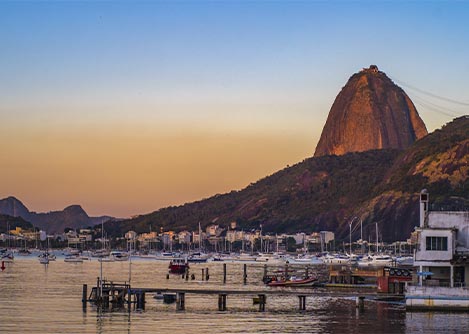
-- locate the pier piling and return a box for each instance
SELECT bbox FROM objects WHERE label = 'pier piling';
[243,264,247,284]
[258,294,266,312]
[218,294,227,311]
[298,295,306,311]
[356,296,365,310]
[82,284,88,303]
[176,292,185,311]
[223,263,227,283]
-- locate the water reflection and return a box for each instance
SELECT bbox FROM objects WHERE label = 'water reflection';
[1,258,468,333]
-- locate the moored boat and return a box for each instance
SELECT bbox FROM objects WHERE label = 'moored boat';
[265,276,318,287]
[64,255,84,263]
[168,258,189,274]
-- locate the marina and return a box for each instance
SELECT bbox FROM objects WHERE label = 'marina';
[1,256,469,334]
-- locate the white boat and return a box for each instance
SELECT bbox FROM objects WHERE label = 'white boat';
[64,255,84,263]
[358,254,394,267]
[1,249,14,263]
[395,256,413,266]
[91,249,110,258]
[255,253,287,264]
[38,251,55,263]
[154,252,182,261]
[286,255,325,265]
[39,256,49,264]
[322,253,350,265]
[111,251,129,261]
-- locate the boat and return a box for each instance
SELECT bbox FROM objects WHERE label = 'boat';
[255,253,287,264]
[0,249,14,263]
[358,254,394,267]
[39,255,49,264]
[322,253,350,265]
[17,248,32,256]
[187,252,210,263]
[168,257,189,274]
[265,276,318,287]
[38,251,56,263]
[91,249,111,258]
[286,255,325,265]
[64,255,84,263]
[110,251,129,261]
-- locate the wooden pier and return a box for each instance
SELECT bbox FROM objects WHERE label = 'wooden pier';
[84,278,380,312]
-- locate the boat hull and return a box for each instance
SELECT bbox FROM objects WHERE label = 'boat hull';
[267,277,317,287]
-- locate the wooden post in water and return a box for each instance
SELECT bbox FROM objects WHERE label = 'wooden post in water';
[223,263,227,283]
[218,294,227,311]
[82,284,88,303]
[201,268,205,281]
[205,267,209,281]
[243,264,247,284]
[298,295,306,311]
[258,294,266,312]
[96,277,101,301]
[127,287,131,309]
[176,292,185,311]
[136,292,146,310]
[356,296,365,310]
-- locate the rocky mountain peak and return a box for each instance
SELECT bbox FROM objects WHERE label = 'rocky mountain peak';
[314,65,428,157]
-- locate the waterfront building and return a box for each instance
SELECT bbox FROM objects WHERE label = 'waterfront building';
[406,189,469,310]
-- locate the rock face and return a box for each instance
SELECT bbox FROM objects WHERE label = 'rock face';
[314,65,428,157]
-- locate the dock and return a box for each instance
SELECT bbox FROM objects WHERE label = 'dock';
[83,278,391,312]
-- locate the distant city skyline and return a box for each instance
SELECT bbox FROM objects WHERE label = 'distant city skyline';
[1,1,468,217]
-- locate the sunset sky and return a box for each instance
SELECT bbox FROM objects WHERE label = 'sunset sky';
[1,1,468,218]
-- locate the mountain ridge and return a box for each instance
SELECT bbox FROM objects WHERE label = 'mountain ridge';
[0,197,114,233]
[105,116,468,242]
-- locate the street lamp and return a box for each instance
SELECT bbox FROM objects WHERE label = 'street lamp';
[349,221,352,256]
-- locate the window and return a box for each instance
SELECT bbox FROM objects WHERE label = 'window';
[426,236,448,251]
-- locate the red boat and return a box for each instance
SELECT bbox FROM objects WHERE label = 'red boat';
[168,258,189,274]
[266,276,317,287]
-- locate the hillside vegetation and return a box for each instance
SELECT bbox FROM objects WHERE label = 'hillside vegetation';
[109,117,468,242]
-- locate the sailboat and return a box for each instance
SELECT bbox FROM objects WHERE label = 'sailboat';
[357,223,393,267]
[1,222,14,262]
[38,237,55,264]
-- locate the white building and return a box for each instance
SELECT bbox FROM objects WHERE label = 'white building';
[414,189,469,288]
[406,190,469,310]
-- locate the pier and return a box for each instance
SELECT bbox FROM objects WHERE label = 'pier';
[84,278,381,312]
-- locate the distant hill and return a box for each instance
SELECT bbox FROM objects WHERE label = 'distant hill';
[0,197,114,233]
[314,65,427,157]
[0,214,34,234]
[108,117,468,242]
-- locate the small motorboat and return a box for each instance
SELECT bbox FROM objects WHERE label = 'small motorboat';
[168,258,189,274]
[265,276,318,287]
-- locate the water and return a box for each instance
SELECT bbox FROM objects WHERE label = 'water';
[1,257,468,333]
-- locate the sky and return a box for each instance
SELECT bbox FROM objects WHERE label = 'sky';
[1,0,468,218]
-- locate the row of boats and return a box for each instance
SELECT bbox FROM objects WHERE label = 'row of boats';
[2,248,414,267]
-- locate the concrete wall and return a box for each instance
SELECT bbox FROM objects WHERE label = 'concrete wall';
[415,229,454,261]
[428,212,469,229]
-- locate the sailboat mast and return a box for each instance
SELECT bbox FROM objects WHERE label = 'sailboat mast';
[375,222,379,253]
